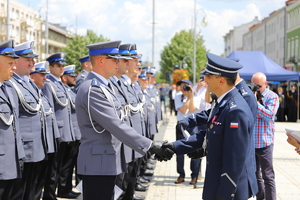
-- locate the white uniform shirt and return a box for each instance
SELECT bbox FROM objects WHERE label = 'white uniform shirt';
[175,91,201,121]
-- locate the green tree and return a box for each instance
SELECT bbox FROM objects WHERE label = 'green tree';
[159,29,208,83]
[62,30,110,73]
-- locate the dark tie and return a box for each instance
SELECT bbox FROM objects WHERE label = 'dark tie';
[1,84,9,100]
[117,80,121,87]
[107,82,112,90]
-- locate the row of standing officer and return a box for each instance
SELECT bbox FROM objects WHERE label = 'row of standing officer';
[75,42,163,200]
[0,39,82,200]
[75,40,171,200]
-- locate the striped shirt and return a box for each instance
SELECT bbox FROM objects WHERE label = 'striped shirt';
[254,88,279,148]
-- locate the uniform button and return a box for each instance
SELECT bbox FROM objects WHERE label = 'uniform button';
[104,150,107,153]
[213,131,215,134]
[231,194,235,197]
[207,161,209,165]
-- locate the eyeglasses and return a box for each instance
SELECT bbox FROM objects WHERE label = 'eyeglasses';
[97,56,119,64]
[105,57,120,64]
[255,84,263,88]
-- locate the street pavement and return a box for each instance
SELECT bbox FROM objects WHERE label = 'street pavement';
[57,113,300,200]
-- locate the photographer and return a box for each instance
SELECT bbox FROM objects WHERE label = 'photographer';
[174,79,201,185]
[251,72,279,200]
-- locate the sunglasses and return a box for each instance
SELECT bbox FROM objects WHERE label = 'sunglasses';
[105,57,120,64]
[255,84,263,88]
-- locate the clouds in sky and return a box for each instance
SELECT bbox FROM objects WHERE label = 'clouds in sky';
[22,0,287,69]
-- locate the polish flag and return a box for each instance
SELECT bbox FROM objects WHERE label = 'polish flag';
[230,123,238,128]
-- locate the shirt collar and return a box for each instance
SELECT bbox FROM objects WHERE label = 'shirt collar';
[122,75,131,85]
[217,87,235,104]
[90,71,108,86]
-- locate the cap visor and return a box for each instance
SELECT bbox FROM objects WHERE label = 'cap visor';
[119,55,133,60]
[107,55,121,59]
[64,72,77,77]
[200,69,213,75]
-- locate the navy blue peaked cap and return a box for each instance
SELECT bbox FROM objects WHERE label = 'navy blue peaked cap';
[0,39,19,59]
[119,44,132,60]
[138,70,149,80]
[129,44,138,58]
[201,53,242,78]
[78,55,90,63]
[15,41,38,58]
[47,52,67,65]
[86,41,121,59]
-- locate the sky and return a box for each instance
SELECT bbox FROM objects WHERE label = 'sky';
[18,0,287,70]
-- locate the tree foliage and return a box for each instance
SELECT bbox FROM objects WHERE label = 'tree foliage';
[159,29,208,83]
[62,30,110,73]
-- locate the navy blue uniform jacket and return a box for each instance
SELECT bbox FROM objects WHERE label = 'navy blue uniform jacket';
[173,88,258,200]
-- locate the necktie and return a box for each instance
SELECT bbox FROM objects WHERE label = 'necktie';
[107,82,112,90]
[117,80,121,87]
[1,84,9,100]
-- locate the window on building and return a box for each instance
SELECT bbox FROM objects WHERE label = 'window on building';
[288,40,290,59]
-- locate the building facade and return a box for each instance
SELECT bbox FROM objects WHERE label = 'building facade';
[286,0,300,71]
[243,8,286,67]
[223,16,260,57]
[0,0,73,61]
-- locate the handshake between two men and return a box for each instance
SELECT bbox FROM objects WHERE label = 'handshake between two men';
[148,120,206,162]
[149,141,176,161]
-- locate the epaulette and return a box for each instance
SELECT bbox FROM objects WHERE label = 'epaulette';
[228,98,237,109]
[240,86,248,96]
[91,79,101,88]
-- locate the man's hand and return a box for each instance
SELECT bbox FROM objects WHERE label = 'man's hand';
[187,148,206,159]
[149,141,175,162]
[149,141,174,161]
[176,120,188,136]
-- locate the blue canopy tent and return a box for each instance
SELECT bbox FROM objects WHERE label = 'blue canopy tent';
[227,51,299,81]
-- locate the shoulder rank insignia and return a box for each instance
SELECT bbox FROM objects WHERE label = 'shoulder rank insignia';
[240,87,248,96]
[230,101,237,109]
[91,79,101,88]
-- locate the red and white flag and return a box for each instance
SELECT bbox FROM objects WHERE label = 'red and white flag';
[230,123,238,128]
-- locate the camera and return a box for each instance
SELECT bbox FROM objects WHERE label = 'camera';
[183,83,191,91]
[248,83,263,105]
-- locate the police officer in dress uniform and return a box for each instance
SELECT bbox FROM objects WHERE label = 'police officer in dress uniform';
[61,65,82,194]
[161,53,258,200]
[29,61,60,200]
[0,39,25,200]
[108,44,136,198]
[74,55,92,93]
[144,67,160,133]
[75,40,172,200]
[180,61,258,162]
[120,44,151,199]
[42,52,78,199]
[10,41,47,200]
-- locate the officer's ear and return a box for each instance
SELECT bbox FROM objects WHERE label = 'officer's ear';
[219,76,226,86]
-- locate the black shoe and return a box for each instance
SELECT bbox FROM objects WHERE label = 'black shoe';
[146,163,155,170]
[141,176,151,182]
[138,177,149,183]
[135,184,148,191]
[138,182,149,188]
[133,194,145,200]
[143,170,154,176]
[70,190,81,195]
[57,192,79,198]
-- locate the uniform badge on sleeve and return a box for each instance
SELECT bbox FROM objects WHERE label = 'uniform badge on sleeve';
[230,123,239,128]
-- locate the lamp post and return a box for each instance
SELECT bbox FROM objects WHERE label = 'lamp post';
[37,1,48,56]
[193,0,207,84]
[182,55,193,70]
[66,24,77,38]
